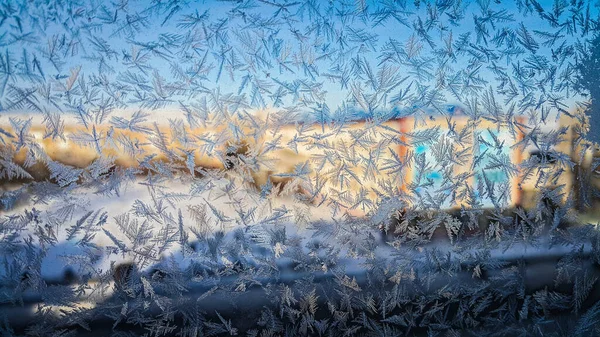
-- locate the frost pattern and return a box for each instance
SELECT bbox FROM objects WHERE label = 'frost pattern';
[0,0,600,336]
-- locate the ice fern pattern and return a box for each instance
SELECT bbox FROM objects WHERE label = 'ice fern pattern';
[0,0,599,336]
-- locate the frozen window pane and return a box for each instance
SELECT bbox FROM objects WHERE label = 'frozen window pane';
[0,0,598,335]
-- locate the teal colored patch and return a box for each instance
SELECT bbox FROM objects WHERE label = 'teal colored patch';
[427,171,442,180]
[485,170,507,183]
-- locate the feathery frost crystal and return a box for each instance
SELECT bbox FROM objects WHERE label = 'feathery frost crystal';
[0,0,600,335]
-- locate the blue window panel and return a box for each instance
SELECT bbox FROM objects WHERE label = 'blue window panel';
[412,143,451,209]
[475,129,513,207]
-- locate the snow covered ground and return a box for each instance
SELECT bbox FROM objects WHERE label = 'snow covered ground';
[1,172,595,289]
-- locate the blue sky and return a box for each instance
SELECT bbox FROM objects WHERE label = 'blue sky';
[1,0,598,125]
